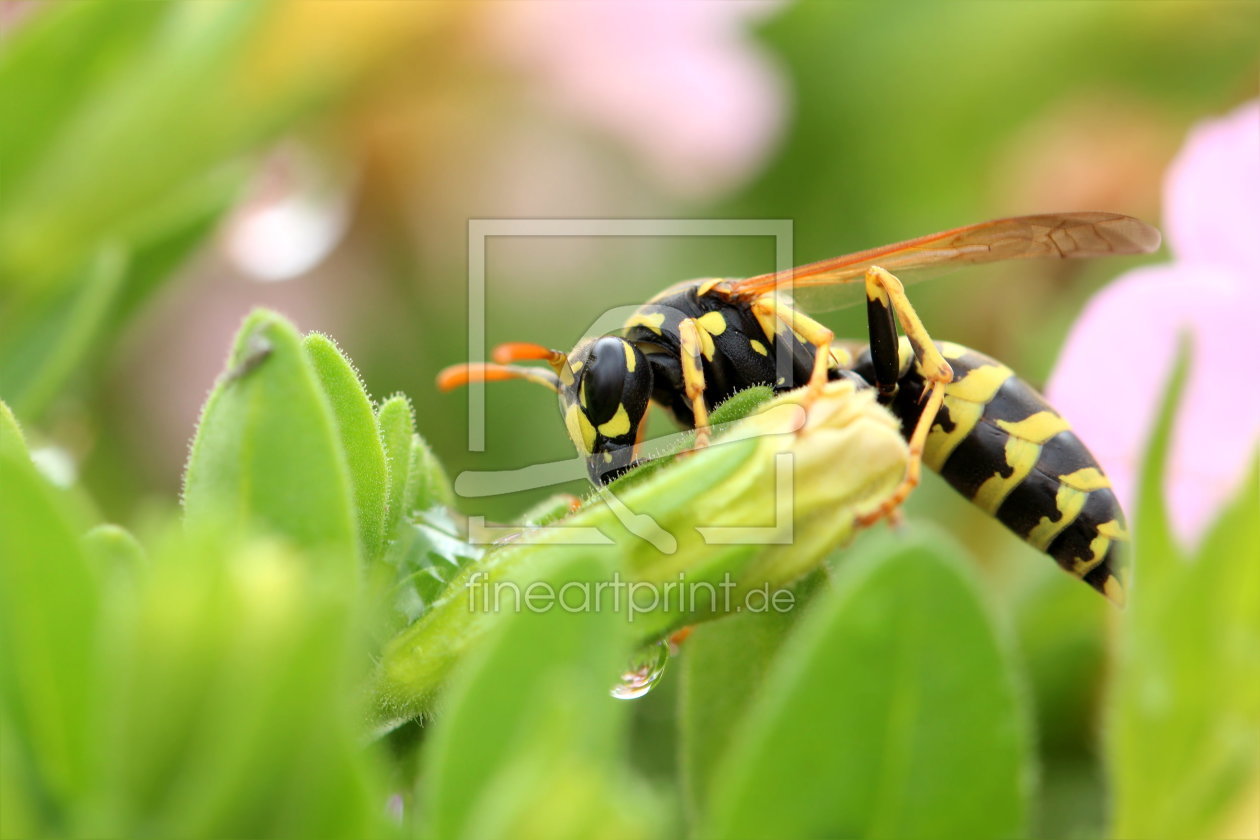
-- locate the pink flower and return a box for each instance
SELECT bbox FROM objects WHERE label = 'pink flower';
[1047,100,1260,545]
[478,1,787,199]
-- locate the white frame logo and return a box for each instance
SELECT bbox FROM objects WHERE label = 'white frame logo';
[457,218,801,548]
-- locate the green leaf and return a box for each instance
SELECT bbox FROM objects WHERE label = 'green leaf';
[1132,338,1191,575]
[1106,344,1260,839]
[1,707,40,839]
[679,570,822,820]
[0,400,29,461]
[182,309,359,569]
[82,524,146,579]
[377,395,419,543]
[420,552,654,840]
[0,448,100,821]
[0,247,124,417]
[408,431,456,512]
[303,333,389,563]
[0,3,269,290]
[88,525,386,838]
[704,528,1030,839]
[377,396,455,527]
[388,511,481,621]
[0,168,239,419]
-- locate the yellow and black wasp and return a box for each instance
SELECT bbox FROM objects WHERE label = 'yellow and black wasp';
[439,212,1160,605]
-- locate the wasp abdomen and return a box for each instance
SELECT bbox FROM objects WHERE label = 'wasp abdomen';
[853,339,1128,604]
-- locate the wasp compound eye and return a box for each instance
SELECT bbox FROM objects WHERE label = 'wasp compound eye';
[579,336,652,435]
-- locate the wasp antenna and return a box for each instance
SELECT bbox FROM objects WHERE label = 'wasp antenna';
[436,362,561,393]
[492,342,568,369]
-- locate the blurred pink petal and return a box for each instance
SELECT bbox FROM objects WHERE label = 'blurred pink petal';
[480,1,787,198]
[1162,100,1260,273]
[1047,100,1260,545]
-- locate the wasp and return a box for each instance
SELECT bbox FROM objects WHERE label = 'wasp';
[439,212,1160,605]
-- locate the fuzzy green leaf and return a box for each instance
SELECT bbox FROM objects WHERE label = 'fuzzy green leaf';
[704,529,1030,840]
[303,333,389,563]
[408,431,456,512]
[377,395,419,543]
[182,310,359,568]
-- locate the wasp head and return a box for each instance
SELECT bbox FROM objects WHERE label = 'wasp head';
[559,335,653,485]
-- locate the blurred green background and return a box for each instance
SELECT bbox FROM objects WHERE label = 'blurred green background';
[2,1,1254,528]
[1,3,1258,838]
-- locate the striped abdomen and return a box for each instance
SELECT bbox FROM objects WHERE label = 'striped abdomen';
[851,338,1129,605]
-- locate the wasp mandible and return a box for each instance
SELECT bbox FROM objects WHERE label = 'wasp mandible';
[440,212,1161,605]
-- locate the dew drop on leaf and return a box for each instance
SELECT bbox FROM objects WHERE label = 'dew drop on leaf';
[610,639,669,700]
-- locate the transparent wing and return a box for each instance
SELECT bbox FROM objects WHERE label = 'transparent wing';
[725,212,1161,309]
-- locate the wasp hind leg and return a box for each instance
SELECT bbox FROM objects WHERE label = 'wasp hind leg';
[855,265,955,527]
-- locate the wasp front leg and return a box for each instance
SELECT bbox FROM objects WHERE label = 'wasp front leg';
[749,295,836,397]
[855,265,954,526]
[677,318,713,449]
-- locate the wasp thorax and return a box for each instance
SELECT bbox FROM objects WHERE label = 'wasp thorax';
[558,336,653,482]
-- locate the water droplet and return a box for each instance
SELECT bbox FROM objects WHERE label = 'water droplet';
[610,639,669,700]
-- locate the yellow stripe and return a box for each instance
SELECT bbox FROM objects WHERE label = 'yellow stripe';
[1060,467,1111,492]
[938,341,971,360]
[749,339,768,356]
[1071,532,1112,577]
[924,395,984,471]
[697,278,723,296]
[598,404,631,438]
[972,437,1042,514]
[1027,483,1089,551]
[622,341,636,372]
[996,411,1070,444]
[1103,576,1126,607]
[943,363,1012,403]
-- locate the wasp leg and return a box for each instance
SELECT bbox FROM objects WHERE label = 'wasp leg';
[750,295,836,397]
[678,318,713,449]
[855,265,955,526]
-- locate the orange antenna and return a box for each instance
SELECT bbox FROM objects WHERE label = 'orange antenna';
[436,362,561,393]
[492,342,569,372]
